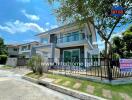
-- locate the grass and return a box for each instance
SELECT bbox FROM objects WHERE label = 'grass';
[26,72,132,100]
[1,65,14,69]
[26,72,43,79]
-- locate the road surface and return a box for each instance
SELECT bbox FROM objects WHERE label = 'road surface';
[0,69,79,100]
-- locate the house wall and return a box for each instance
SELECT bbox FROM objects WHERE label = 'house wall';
[7,47,19,57]
[54,48,60,62]
[84,45,90,58]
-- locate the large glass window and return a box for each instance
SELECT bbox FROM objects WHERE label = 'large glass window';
[63,49,80,63]
[41,38,48,44]
[57,31,84,43]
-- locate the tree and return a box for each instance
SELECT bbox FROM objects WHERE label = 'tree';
[122,26,132,53]
[112,25,132,58]
[112,36,124,58]
[0,37,7,55]
[48,0,132,58]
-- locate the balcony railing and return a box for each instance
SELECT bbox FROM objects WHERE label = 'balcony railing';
[57,33,85,43]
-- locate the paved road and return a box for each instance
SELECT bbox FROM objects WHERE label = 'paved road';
[0,69,79,100]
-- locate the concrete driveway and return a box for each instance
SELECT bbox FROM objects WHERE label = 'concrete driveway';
[0,69,79,100]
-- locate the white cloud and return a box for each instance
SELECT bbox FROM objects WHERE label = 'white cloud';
[45,22,50,26]
[50,25,58,29]
[23,39,39,42]
[17,0,30,3]
[0,25,14,34]
[0,20,45,34]
[21,10,40,21]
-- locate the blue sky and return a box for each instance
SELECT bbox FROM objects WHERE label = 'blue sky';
[0,0,131,50]
[0,0,58,44]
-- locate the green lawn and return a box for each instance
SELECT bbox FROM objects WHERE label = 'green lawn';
[26,72,132,100]
[1,65,14,69]
[26,72,43,79]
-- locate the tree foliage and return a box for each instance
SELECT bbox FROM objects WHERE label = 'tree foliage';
[48,0,132,57]
[112,25,132,58]
[0,37,7,55]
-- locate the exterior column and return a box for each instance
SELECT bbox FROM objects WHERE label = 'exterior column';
[51,43,55,63]
[30,47,36,58]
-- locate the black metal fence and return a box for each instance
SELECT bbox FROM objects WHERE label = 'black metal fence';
[48,58,132,81]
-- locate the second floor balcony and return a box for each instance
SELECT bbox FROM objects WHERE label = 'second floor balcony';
[57,32,85,44]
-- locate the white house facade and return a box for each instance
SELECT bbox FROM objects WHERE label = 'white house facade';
[32,23,99,66]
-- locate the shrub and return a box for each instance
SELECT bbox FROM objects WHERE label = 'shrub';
[27,55,48,75]
[35,55,43,75]
[0,55,7,64]
[27,56,37,73]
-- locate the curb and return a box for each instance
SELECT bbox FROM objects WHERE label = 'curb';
[23,76,106,100]
[22,76,38,84]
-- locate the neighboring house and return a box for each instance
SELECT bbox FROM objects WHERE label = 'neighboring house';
[32,23,99,66]
[19,41,39,58]
[7,44,19,57]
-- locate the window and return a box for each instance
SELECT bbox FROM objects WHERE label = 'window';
[72,32,79,41]
[57,31,85,43]
[14,48,17,51]
[21,46,27,51]
[41,38,48,44]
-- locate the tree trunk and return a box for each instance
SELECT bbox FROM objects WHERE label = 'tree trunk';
[107,41,112,59]
[105,41,108,58]
[105,41,112,81]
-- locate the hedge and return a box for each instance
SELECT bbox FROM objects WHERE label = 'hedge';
[0,55,7,64]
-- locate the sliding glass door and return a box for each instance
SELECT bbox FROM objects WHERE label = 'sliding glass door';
[64,50,71,62]
[63,49,80,63]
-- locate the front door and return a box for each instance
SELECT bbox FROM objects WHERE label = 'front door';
[63,49,80,63]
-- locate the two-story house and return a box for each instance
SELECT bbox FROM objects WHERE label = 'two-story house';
[7,44,19,57]
[19,41,39,58]
[32,23,99,66]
